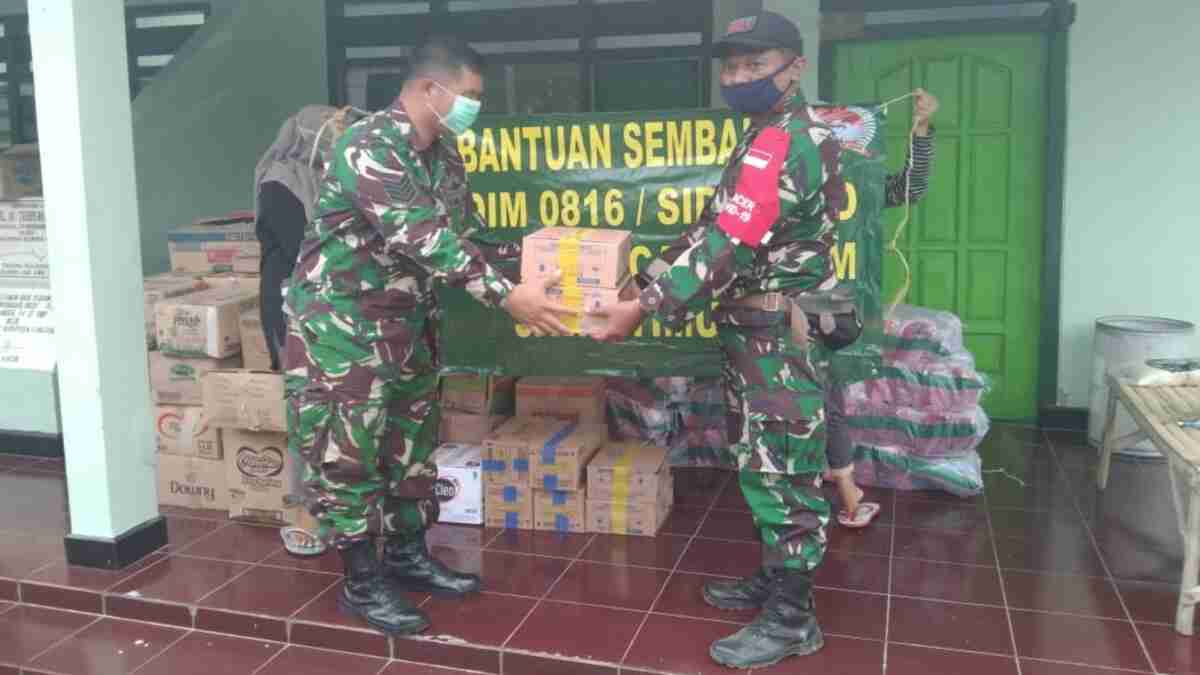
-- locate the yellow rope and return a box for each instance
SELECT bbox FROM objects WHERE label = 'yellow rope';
[882,93,919,320]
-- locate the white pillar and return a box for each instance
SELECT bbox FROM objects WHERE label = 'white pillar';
[763,0,821,98]
[30,0,163,566]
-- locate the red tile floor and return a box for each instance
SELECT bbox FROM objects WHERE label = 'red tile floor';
[2,425,1200,674]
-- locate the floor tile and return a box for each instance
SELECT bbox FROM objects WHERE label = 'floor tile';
[546,561,670,610]
[676,538,759,579]
[1009,609,1151,671]
[893,526,994,565]
[697,509,757,542]
[994,533,1107,577]
[503,651,617,675]
[198,565,337,617]
[426,523,488,549]
[813,550,890,594]
[815,587,888,641]
[109,555,250,605]
[174,523,284,563]
[484,529,592,559]
[988,508,1086,541]
[163,517,227,552]
[21,581,104,614]
[622,613,749,675]
[712,480,750,512]
[505,600,644,664]
[651,572,758,625]
[260,548,344,575]
[888,596,1013,655]
[293,583,426,635]
[392,592,533,672]
[891,558,1004,605]
[983,474,1080,512]
[28,617,186,675]
[579,534,689,570]
[477,550,570,598]
[1094,524,1181,584]
[893,499,988,532]
[0,473,68,535]
[659,508,707,536]
[381,663,486,674]
[1003,570,1125,618]
[0,531,64,580]
[0,604,97,667]
[156,506,229,521]
[254,645,388,675]
[751,634,883,674]
[1017,658,1142,674]
[1117,579,1194,627]
[1136,621,1200,675]
[825,521,894,557]
[886,643,1018,675]
[823,485,896,524]
[23,553,166,593]
[134,631,283,675]
[429,545,483,583]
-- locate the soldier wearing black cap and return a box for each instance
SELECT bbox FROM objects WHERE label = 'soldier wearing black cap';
[589,10,845,669]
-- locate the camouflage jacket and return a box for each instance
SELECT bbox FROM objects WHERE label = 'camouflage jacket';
[287,106,515,327]
[639,91,847,329]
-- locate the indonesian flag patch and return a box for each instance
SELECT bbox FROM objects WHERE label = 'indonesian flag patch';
[717,127,790,248]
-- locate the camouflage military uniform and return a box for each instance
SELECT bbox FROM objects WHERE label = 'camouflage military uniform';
[640,91,846,572]
[283,106,514,549]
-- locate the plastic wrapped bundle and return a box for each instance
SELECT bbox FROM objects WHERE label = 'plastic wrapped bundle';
[882,305,973,370]
[842,402,990,459]
[669,378,733,469]
[842,363,987,412]
[851,445,983,497]
[605,377,678,447]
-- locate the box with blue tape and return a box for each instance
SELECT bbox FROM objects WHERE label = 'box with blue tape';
[484,482,532,529]
[587,442,674,536]
[530,422,607,493]
[483,416,575,487]
[533,488,587,534]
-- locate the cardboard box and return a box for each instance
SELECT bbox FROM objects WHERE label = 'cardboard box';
[0,144,41,199]
[149,352,242,405]
[432,444,484,525]
[168,216,261,274]
[154,405,222,460]
[482,417,572,487]
[587,442,671,503]
[224,428,297,523]
[157,454,229,511]
[156,286,260,359]
[485,483,532,529]
[239,310,272,371]
[143,273,208,348]
[545,277,637,335]
[587,489,672,536]
[534,488,587,533]
[202,273,259,291]
[516,376,606,424]
[440,374,516,415]
[202,369,287,432]
[530,422,607,492]
[520,227,631,289]
[439,410,507,445]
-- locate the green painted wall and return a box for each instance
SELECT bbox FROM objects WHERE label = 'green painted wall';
[1056,0,1200,407]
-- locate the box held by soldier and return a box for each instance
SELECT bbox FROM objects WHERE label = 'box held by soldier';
[545,278,637,335]
[149,351,241,405]
[530,422,606,492]
[520,227,631,289]
[155,405,222,460]
[225,428,299,524]
[168,214,260,275]
[440,374,516,415]
[202,369,287,432]
[432,444,484,525]
[515,376,606,424]
[155,286,259,359]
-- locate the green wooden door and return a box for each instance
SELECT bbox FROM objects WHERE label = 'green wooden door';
[834,34,1047,420]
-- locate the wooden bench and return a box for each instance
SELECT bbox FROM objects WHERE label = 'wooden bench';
[1098,378,1200,635]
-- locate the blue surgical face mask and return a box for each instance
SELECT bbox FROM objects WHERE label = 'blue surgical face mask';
[428,81,481,136]
[720,59,797,115]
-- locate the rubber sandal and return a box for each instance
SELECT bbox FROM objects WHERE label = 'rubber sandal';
[837,502,881,529]
[281,527,327,557]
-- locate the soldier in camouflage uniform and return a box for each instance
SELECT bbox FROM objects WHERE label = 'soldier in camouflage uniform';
[284,36,573,636]
[590,12,845,669]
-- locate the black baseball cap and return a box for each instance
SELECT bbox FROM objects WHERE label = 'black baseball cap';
[713,11,804,58]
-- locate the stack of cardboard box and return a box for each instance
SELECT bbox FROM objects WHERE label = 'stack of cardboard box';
[439,374,515,445]
[531,422,605,533]
[520,226,634,336]
[515,376,607,424]
[587,441,673,536]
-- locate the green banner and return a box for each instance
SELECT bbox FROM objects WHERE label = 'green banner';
[438,105,889,378]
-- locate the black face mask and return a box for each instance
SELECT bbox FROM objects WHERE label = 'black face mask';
[720,58,797,114]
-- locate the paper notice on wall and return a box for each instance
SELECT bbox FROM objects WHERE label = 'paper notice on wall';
[0,200,53,371]
[0,200,48,288]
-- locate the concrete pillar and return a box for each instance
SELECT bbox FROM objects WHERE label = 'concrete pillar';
[30,0,164,568]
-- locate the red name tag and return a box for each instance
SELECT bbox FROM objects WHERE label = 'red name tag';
[717,127,790,248]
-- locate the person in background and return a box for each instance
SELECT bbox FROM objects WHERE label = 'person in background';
[284,36,574,636]
[589,11,846,669]
[254,105,364,557]
[821,88,939,529]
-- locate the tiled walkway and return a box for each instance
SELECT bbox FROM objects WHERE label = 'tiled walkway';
[2,425,1199,674]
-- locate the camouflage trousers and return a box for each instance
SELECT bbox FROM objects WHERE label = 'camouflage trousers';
[716,306,830,572]
[283,308,441,550]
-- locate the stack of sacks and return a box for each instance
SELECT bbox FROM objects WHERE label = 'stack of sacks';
[841,304,988,497]
[605,376,733,469]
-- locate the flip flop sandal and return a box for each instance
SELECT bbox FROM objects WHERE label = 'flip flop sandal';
[838,502,881,529]
[281,527,327,557]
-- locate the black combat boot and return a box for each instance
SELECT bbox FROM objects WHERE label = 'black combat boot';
[338,540,430,635]
[709,570,824,669]
[702,567,774,610]
[382,534,481,597]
